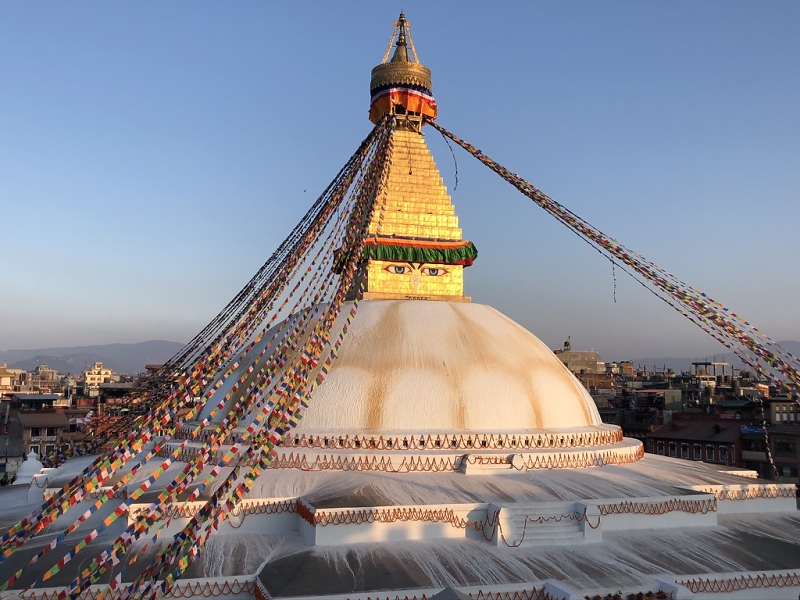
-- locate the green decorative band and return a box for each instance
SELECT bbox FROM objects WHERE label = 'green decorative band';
[363,241,478,266]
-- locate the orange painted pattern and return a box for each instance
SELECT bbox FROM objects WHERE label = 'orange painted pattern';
[282,429,624,451]
[157,443,643,472]
[130,499,296,522]
[356,589,556,600]
[19,579,255,600]
[677,571,800,594]
[267,448,643,473]
[597,497,717,516]
[696,486,796,501]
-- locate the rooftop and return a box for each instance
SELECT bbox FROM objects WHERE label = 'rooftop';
[10,393,61,401]
[18,411,69,428]
[649,418,742,443]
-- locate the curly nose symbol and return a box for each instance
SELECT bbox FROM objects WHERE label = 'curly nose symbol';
[412,274,420,292]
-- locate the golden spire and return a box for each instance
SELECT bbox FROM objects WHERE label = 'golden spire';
[357,13,477,303]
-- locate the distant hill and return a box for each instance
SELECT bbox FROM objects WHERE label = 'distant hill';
[11,353,106,375]
[3,339,797,377]
[629,340,800,374]
[0,340,185,375]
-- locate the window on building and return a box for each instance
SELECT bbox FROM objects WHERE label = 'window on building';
[657,441,664,455]
[31,427,41,438]
[706,444,715,461]
[46,427,57,437]
[693,443,701,459]
[719,445,729,464]
[742,439,763,452]
[669,442,677,457]
[45,444,55,455]
[775,438,797,455]
[780,465,798,478]
[681,443,689,459]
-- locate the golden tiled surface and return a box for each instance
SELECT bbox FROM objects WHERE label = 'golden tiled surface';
[369,225,463,239]
[367,260,464,299]
[369,130,462,241]
[366,129,471,300]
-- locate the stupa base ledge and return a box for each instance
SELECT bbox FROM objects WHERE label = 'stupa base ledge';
[157,438,645,473]
[685,482,797,514]
[582,494,719,533]
[13,576,258,600]
[260,439,644,474]
[127,497,299,538]
[296,499,491,547]
[360,291,471,302]
[256,581,559,600]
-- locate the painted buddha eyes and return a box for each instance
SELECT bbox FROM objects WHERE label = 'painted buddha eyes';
[386,265,410,275]
[382,264,449,277]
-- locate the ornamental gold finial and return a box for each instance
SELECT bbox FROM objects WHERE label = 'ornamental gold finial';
[391,14,410,63]
[369,12,436,125]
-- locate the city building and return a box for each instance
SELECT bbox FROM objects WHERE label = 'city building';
[0,362,23,398]
[768,396,800,425]
[553,338,605,375]
[17,410,69,457]
[713,398,760,420]
[684,361,731,404]
[82,361,113,397]
[98,381,138,415]
[647,413,744,467]
[23,364,62,394]
[741,424,800,481]
[7,393,61,410]
[144,364,163,376]
[0,434,25,478]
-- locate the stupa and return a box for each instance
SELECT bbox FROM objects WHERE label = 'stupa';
[279,11,639,460]
[160,14,798,600]
[176,13,643,477]
[4,12,799,600]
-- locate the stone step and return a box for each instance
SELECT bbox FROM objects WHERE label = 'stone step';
[492,502,590,547]
[512,527,584,540]
[509,531,586,547]
[500,502,580,515]
[510,516,583,529]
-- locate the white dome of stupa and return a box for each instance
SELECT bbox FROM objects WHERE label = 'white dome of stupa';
[294,299,602,433]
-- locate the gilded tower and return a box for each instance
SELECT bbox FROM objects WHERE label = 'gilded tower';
[361,12,477,302]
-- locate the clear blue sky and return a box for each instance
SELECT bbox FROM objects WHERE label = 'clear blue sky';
[1,2,798,360]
